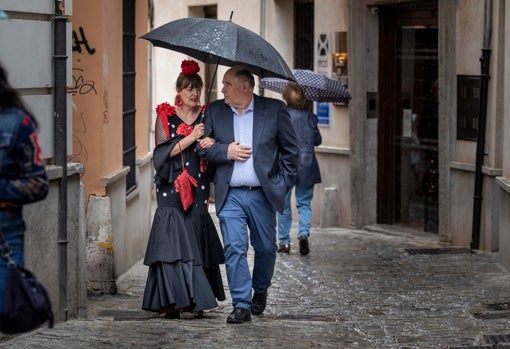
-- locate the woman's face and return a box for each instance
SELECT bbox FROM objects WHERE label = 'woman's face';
[179,85,202,108]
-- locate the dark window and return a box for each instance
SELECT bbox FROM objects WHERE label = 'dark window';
[294,0,314,70]
[123,0,137,193]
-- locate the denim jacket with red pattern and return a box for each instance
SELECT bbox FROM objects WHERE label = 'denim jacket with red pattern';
[0,107,48,237]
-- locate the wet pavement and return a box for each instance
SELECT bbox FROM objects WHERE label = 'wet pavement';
[2,211,510,348]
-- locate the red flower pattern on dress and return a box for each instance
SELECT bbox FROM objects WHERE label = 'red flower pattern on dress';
[181,60,200,75]
[176,122,193,137]
[156,102,176,117]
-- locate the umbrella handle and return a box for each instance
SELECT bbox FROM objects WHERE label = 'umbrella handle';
[205,62,220,107]
[201,59,220,140]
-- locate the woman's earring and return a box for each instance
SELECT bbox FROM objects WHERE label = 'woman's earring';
[175,94,183,107]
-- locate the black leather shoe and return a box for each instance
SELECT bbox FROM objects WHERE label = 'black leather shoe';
[277,243,290,253]
[299,236,309,255]
[226,307,251,324]
[251,291,268,315]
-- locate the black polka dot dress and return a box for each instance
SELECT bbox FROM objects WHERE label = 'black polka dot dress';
[142,114,225,313]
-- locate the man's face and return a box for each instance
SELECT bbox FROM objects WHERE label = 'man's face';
[221,69,243,107]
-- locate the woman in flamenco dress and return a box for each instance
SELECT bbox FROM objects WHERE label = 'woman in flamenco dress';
[142,60,225,319]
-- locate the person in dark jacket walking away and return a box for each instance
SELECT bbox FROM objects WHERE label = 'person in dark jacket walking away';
[277,83,322,255]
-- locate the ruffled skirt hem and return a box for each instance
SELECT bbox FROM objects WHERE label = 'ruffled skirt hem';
[142,207,226,309]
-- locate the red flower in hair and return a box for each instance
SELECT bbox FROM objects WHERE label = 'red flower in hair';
[156,102,176,117]
[181,60,200,75]
[177,122,194,137]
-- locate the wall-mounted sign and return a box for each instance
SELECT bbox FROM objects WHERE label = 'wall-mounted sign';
[317,102,330,126]
[316,33,330,73]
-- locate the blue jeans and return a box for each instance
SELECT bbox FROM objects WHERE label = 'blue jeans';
[277,184,315,245]
[218,187,277,309]
[0,235,24,314]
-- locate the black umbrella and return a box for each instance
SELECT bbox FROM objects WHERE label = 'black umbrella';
[260,69,351,104]
[141,16,295,82]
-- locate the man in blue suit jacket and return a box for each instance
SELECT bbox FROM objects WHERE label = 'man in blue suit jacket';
[198,66,299,323]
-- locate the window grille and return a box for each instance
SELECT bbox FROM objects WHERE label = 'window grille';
[294,0,314,70]
[457,75,480,141]
[123,0,137,193]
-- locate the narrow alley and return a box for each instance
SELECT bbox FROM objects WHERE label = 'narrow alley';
[2,221,510,348]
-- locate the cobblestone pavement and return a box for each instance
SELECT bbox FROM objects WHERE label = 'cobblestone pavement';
[2,220,510,348]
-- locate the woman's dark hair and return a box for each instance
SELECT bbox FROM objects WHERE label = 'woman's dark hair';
[283,83,306,109]
[175,73,204,91]
[0,62,38,127]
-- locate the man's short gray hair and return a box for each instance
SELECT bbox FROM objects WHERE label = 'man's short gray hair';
[234,68,255,88]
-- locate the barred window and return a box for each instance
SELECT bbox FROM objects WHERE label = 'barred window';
[123,0,137,193]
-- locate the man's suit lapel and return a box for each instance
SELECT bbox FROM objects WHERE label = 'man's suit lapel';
[252,96,267,153]
[219,102,235,140]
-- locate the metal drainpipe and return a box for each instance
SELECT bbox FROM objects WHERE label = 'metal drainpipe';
[471,0,492,250]
[53,0,68,321]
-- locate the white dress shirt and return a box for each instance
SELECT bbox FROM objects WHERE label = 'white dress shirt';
[229,97,261,187]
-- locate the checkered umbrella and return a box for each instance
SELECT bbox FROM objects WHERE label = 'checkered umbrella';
[260,69,351,103]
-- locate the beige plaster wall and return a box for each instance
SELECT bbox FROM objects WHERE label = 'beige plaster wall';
[498,1,510,271]
[456,0,484,75]
[265,0,293,66]
[499,191,510,271]
[135,0,150,157]
[71,0,110,196]
[314,0,349,149]
[100,0,123,176]
[315,151,351,227]
[486,0,505,171]
[503,2,510,181]
[71,0,150,196]
[450,169,474,247]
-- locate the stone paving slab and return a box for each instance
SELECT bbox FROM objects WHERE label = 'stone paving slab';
[2,223,510,348]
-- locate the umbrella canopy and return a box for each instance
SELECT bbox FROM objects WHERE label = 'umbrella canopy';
[260,69,351,103]
[141,17,295,82]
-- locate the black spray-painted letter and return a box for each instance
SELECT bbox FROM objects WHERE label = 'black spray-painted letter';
[73,27,96,55]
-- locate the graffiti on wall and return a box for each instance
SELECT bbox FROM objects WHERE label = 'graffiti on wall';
[69,67,97,167]
[70,68,97,96]
[103,89,109,125]
[72,27,96,55]
[68,112,88,167]
[68,13,97,163]
[70,26,110,174]
[71,25,98,170]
